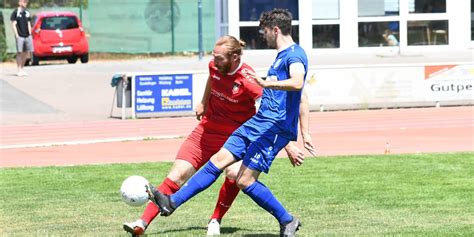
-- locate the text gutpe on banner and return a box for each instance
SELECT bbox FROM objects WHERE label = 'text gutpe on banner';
[135,74,193,113]
[424,65,474,100]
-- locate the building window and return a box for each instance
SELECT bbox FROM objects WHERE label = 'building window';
[240,26,299,49]
[471,1,474,41]
[409,0,446,13]
[407,20,448,45]
[239,0,299,21]
[312,0,339,19]
[358,0,399,17]
[313,25,340,48]
[359,21,399,47]
[312,0,340,48]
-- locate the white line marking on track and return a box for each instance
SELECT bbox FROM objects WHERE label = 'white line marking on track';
[0,135,182,149]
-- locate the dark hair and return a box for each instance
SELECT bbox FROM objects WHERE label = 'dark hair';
[259,9,292,35]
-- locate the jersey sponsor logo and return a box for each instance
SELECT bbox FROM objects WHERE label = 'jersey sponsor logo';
[211,89,239,103]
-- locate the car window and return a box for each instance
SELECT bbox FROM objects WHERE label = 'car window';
[40,16,79,30]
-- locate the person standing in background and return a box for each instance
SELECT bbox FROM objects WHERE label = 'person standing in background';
[11,0,33,77]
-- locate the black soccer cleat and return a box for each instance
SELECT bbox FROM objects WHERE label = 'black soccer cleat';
[147,184,176,216]
[280,217,301,237]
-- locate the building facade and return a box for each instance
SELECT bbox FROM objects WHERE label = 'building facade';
[222,0,473,53]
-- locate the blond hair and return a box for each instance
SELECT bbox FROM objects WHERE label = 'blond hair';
[215,35,246,56]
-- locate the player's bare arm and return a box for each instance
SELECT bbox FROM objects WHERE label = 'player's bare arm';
[299,90,316,157]
[285,89,316,166]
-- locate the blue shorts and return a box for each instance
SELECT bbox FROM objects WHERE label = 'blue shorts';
[223,125,290,173]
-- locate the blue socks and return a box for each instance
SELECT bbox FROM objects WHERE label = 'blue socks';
[243,180,293,224]
[171,161,222,207]
[170,161,292,225]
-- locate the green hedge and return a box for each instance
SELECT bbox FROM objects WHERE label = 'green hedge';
[0,12,12,62]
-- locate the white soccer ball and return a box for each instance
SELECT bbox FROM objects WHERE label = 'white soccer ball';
[120,176,150,207]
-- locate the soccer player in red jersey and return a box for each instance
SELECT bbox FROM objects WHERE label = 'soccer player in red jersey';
[123,35,315,236]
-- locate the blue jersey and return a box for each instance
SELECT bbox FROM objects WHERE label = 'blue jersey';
[245,44,308,141]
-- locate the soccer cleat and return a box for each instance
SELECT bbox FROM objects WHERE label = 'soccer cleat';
[147,183,176,216]
[206,219,221,235]
[280,217,301,237]
[123,219,146,237]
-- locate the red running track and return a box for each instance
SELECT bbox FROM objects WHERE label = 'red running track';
[1,106,473,167]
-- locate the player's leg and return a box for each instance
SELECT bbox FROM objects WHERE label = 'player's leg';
[155,126,250,216]
[125,125,224,235]
[151,148,237,216]
[150,129,250,216]
[207,161,242,235]
[124,159,195,235]
[238,135,301,236]
[140,160,194,222]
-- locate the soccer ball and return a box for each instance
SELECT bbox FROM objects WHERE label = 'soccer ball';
[120,176,150,207]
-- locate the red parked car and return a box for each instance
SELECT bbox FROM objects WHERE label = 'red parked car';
[30,11,88,65]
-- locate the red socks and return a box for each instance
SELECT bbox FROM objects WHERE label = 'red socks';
[210,177,241,220]
[140,177,240,224]
[141,178,180,225]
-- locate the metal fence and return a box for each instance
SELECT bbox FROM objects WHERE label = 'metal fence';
[2,0,217,54]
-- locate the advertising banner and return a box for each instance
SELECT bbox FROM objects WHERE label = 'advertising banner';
[304,66,424,106]
[134,74,193,114]
[304,63,473,110]
[423,65,474,101]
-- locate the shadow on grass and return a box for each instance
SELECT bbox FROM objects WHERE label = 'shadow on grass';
[148,226,267,235]
[241,234,278,237]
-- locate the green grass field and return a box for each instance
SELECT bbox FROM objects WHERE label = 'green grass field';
[1,152,473,236]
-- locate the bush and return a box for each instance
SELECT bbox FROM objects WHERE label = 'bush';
[0,12,14,62]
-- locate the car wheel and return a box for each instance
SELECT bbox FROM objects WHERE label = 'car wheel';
[31,54,39,66]
[67,56,78,64]
[80,54,89,63]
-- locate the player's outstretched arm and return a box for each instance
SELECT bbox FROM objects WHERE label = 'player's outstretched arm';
[195,76,212,121]
[299,89,317,157]
[247,70,304,91]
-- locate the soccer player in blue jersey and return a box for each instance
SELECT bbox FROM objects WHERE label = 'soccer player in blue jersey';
[148,9,310,237]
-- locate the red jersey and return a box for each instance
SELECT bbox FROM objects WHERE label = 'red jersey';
[201,60,262,135]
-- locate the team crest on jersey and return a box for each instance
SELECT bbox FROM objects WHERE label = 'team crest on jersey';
[273,59,282,69]
[232,83,240,94]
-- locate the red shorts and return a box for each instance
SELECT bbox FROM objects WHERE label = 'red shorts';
[175,124,230,170]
